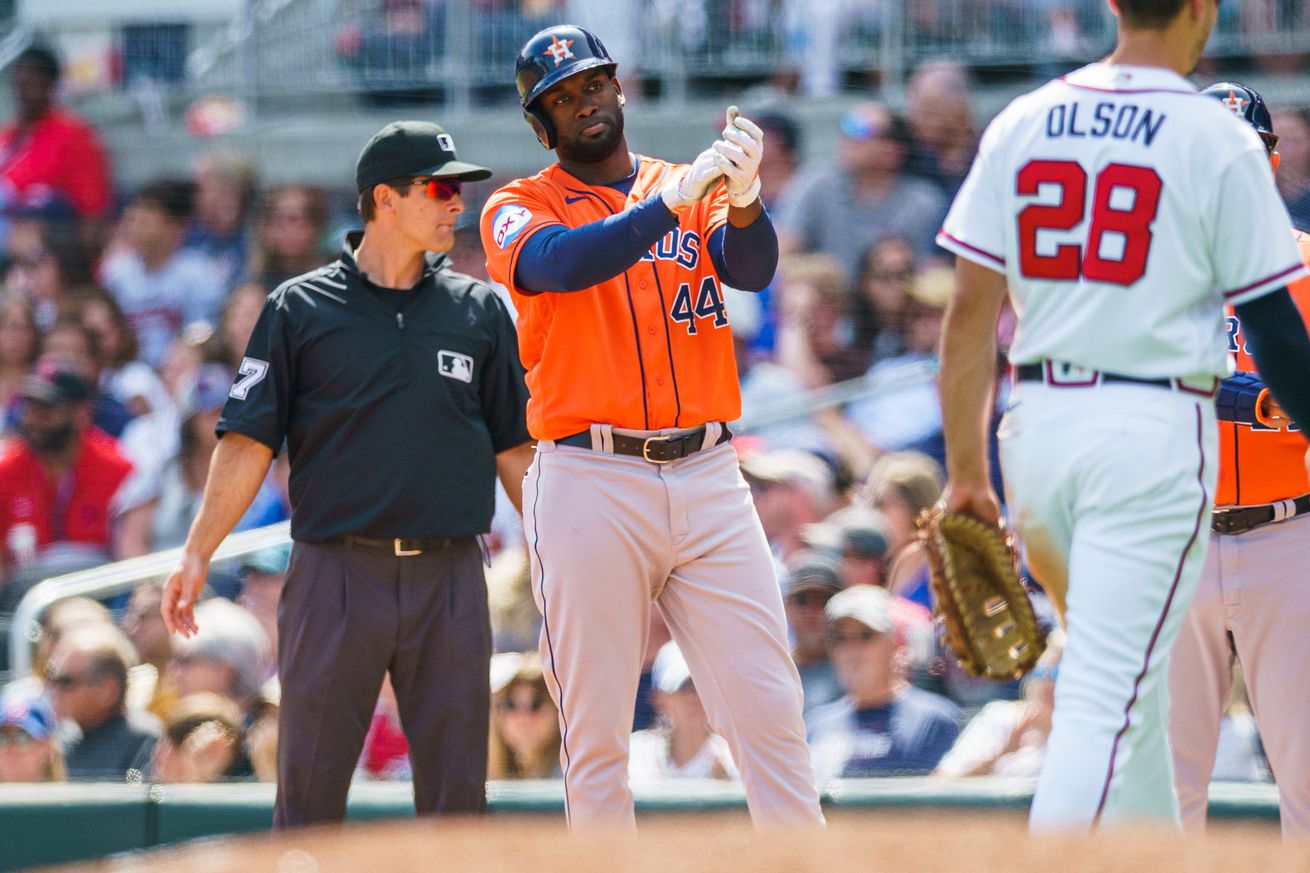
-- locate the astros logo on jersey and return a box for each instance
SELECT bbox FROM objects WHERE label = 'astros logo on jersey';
[544,36,575,66]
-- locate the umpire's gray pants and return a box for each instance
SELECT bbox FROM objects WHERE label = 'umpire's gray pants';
[274,538,491,828]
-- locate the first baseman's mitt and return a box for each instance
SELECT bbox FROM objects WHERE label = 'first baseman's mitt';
[915,507,1045,680]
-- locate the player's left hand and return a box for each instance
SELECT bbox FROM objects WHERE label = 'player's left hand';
[714,106,763,208]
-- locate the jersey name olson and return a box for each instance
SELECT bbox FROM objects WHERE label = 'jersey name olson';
[1045,102,1166,146]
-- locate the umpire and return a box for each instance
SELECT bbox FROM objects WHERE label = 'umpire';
[161,121,534,827]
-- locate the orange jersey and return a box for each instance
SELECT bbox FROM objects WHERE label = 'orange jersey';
[1215,229,1310,506]
[481,156,741,440]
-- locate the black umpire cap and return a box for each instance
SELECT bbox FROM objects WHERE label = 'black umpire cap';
[355,121,493,192]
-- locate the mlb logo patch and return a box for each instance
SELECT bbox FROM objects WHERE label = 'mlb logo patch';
[436,133,455,152]
[492,204,532,249]
[438,350,474,383]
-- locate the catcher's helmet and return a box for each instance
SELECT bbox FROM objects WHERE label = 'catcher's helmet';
[1202,82,1278,153]
[515,25,617,149]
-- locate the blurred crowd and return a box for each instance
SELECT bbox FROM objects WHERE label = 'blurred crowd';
[0,41,1289,790]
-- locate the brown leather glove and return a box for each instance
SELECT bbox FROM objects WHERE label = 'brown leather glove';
[916,506,1046,680]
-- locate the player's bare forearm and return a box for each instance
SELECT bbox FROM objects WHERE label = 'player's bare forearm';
[496,441,536,516]
[939,259,1008,488]
[183,432,275,560]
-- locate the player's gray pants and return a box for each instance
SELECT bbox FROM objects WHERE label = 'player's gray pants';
[523,429,825,830]
[999,382,1218,831]
[274,538,491,828]
[1169,514,1310,836]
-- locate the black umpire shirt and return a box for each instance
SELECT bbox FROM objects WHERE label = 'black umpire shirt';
[217,237,530,542]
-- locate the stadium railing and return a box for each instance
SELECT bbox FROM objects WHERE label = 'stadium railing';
[6,521,290,681]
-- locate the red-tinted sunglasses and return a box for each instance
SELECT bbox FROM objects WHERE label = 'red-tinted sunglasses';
[414,178,462,200]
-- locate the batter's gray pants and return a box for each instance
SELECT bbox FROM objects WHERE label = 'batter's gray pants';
[273,538,491,828]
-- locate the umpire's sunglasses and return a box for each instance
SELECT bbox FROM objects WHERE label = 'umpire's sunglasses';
[412,177,462,200]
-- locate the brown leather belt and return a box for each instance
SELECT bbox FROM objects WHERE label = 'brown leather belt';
[556,424,732,464]
[1211,494,1310,536]
[336,534,469,556]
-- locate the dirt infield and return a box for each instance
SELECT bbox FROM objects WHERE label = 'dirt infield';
[43,812,1304,873]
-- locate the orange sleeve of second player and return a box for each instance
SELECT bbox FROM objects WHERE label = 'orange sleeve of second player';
[480,178,566,298]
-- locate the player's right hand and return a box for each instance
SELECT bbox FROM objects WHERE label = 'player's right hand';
[941,480,1002,526]
[660,145,727,212]
[161,551,210,638]
[715,106,764,208]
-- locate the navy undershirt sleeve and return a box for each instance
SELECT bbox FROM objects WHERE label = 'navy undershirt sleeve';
[1234,288,1310,432]
[708,207,778,292]
[514,194,677,293]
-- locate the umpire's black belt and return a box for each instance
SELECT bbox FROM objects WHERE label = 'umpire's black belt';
[335,534,471,556]
[557,424,732,464]
[1014,362,1219,396]
[1211,493,1310,536]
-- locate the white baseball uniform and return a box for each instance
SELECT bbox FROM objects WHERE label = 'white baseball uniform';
[937,62,1306,830]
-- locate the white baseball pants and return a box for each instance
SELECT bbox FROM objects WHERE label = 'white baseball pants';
[998,381,1218,831]
[1169,513,1310,836]
[523,426,825,830]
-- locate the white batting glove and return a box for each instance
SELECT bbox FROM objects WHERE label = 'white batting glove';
[713,106,763,208]
[660,145,727,212]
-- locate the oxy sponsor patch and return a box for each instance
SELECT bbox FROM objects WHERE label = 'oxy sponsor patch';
[492,205,532,249]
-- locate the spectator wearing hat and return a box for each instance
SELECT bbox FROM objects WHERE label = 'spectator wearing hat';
[807,586,960,781]
[161,121,532,827]
[777,103,947,281]
[99,180,226,367]
[39,317,134,439]
[0,45,112,226]
[0,363,133,587]
[0,686,64,782]
[488,652,562,780]
[629,642,738,781]
[45,623,157,781]
[741,449,838,562]
[782,556,843,716]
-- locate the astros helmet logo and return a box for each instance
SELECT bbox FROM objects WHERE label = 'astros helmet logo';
[1221,90,1249,116]
[544,35,575,67]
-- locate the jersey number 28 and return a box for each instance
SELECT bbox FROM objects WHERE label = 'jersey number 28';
[1016,160,1163,286]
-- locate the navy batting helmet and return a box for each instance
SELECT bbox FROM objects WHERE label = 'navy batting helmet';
[1203,82,1278,153]
[515,25,616,149]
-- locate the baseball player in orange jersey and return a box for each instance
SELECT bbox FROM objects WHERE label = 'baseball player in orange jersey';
[481,25,824,830]
[1169,83,1310,836]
